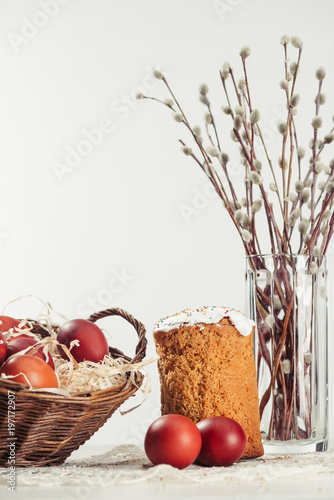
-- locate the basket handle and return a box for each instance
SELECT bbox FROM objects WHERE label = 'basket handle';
[87,307,147,364]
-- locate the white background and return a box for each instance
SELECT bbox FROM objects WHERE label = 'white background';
[0,0,333,451]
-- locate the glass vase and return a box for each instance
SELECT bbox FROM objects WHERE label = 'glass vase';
[245,254,328,453]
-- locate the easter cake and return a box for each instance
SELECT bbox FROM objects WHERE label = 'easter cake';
[153,306,264,459]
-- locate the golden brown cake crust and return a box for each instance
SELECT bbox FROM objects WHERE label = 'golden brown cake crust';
[154,317,264,459]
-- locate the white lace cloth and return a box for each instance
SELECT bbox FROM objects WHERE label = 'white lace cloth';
[0,445,333,488]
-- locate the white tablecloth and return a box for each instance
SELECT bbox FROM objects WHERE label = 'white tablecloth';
[0,444,333,500]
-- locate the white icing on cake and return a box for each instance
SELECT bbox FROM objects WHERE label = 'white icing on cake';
[153,306,255,337]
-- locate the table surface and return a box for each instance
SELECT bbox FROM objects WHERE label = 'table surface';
[1,443,333,500]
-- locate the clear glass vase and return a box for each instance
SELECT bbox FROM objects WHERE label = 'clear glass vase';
[245,254,328,453]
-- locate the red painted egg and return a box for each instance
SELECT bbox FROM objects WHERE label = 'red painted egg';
[7,338,37,358]
[145,414,202,469]
[7,338,54,369]
[57,319,109,363]
[30,347,55,370]
[0,333,7,365]
[0,316,29,333]
[196,416,247,466]
[0,355,58,389]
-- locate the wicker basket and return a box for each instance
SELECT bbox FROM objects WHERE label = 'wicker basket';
[0,307,147,467]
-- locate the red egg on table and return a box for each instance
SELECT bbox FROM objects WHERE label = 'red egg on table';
[57,319,109,363]
[196,416,247,467]
[6,337,54,369]
[144,414,202,469]
[0,333,7,365]
[0,355,58,389]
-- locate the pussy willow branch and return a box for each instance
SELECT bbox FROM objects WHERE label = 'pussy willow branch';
[232,65,286,226]
[310,79,323,234]
[221,69,252,217]
[234,125,284,253]
[202,94,221,151]
[286,49,302,197]
[322,209,334,254]
[223,62,285,253]
[242,55,257,245]
[305,194,334,253]
[143,43,333,261]
[316,152,334,208]
[281,47,302,250]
